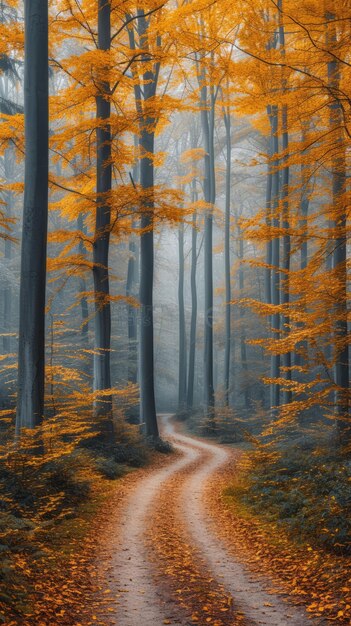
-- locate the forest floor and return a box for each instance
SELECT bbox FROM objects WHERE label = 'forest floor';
[92,415,331,626]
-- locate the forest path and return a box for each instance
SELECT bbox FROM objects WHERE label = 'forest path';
[108,415,324,626]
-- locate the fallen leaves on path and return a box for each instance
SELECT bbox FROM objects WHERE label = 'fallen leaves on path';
[148,456,247,626]
[205,454,351,625]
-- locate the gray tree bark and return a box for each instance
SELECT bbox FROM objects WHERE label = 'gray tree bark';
[278,1,292,406]
[137,12,159,438]
[199,71,215,420]
[126,160,139,387]
[187,178,198,411]
[16,0,49,434]
[3,148,13,354]
[77,213,89,340]
[223,109,231,407]
[238,234,249,409]
[265,131,273,307]
[268,104,280,414]
[93,0,113,423]
[326,12,349,440]
[178,220,187,411]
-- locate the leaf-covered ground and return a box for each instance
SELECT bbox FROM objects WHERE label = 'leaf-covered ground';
[206,459,351,624]
[3,415,349,625]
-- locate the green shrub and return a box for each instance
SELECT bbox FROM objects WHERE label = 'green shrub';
[96,457,126,480]
[239,448,351,555]
[148,437,174,454]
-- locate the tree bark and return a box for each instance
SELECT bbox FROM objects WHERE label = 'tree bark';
[126,159,139,387]
[326,11,349,439]
[187,195,198,411]
[3,154,13,354]
[178,220,187,411]
[265,131,273,307]
[268,104,280,414]
[280,103,291,404]
[77,213,89,339]
[223,109,231,407]
[238,234,249,409]
[138,13,159,438]
[200,73,215,419]
[278,0,292,406]
[93,0,112,423]
[16,0,49,434]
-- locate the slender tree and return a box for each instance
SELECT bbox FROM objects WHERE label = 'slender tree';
[93,0,113,422]
[16,0,49,433]
[187,176,198,411]
[268,103,280,414]
[178,218,187,411]
[326,10,349,440]
[129,11,160,438]
[278,1,292,405]
[198,61,216,420]
[223,105,231,407]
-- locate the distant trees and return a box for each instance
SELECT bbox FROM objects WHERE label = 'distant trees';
[0,0,348,452]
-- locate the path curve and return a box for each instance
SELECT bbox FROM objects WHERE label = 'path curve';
[109,415,324,626]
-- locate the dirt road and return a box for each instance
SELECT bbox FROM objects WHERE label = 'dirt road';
[107,415,324,626]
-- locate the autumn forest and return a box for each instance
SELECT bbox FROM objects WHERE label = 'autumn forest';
[0,0,350,624]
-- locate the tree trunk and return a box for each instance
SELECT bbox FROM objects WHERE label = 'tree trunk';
[178,220,187,411]
[278,0,291,406]
[126,158,139,387]
[187,195,198,411]
[16,0,49,434]
[326,11,349,439]
[126,230,138,385]
[139,128,159,438]
[268,104,280,414]
[223,110,231,407]
[265,130,273,306]
[294,124,311,369]
[280,103,291,404]
[128,13,159,438]
[93,0,112,423]
[3,182,13,353]
[200,76,215,420]
[238,234,249,409]
[77,213,89,339]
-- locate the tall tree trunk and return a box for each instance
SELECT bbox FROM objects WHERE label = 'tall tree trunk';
[238,234,249,409]
[93,0,112,423]
[128,14,159,438]
[139,127,159,437]
[16,0,49,433]
[3,158,13,354]
[326,10,349,440]
[294,125,311,369]
[178,220,187,411]
[138,15,159,438]
[126,230,138,384]
[265,130,273,306]
[268,104,280,414]
[77,213,89,339]
[280,103,291,404]
[187,180,198,411]
[278,0,291,405]
[200,73,215,420]
[126,159,139,388]
[223,109,231,407]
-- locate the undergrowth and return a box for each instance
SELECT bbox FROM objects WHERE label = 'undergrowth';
[0,409,169,623]
[225,439,351,556]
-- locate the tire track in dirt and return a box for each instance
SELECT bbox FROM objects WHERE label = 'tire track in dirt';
[108,415,324,626]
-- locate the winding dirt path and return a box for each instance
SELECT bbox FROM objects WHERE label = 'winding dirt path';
[107,415,324,626]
